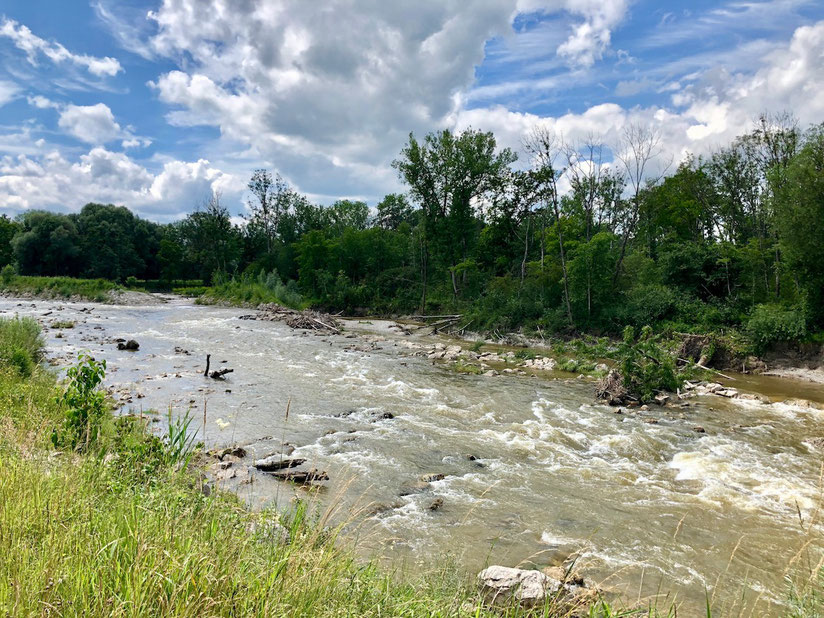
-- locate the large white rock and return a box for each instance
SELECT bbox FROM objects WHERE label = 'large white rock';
[478,565,562,606]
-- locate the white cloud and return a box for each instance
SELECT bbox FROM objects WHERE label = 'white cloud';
[57,103,124,144]
[516,0,630,67]
[0,18,123,77]
[455,20,824,174]
[27,94,59,109]
[0,147,240,219]
[0,80,21,106]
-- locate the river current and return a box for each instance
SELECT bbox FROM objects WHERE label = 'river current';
[3,295,823,616]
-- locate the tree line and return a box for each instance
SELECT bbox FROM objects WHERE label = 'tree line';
[1,113,822,344]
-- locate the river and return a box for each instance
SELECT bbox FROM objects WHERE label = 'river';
[3,295,823,616]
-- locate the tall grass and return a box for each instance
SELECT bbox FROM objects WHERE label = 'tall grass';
[0,316,43,376]
[1,275,120,302]
[200,270,306,309]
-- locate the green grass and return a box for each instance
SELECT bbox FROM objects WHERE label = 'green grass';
[1,275,120,302]
[199,273,307,310]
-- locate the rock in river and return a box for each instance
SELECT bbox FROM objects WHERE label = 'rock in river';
[478,565,562,607]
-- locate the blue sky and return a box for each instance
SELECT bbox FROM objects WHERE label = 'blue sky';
[1,0,823,220]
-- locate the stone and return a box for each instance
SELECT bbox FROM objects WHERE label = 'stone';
[693,426,706,433]
[254,456,306,472]
[420,473,445,482]
[478,565,562,607]
[428,497,444,511]
[218,446,246,460]
[117,339,139,351]
[654,394,670,406]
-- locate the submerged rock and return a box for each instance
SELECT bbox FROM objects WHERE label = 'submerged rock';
[117,339,139,351]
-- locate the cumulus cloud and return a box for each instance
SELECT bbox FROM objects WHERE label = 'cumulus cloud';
[454,20,824,172]
[0,147,241,220]
[57,103,124,144]
[0,18,123,77]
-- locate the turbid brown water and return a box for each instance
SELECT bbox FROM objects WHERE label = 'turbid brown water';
[3,295,823,616]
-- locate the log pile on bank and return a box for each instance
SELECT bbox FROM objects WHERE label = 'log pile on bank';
[240,304,342,333]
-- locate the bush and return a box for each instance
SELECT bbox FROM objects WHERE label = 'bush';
[746,303,807,352]
[616,326,682,403]
[0,317,43,377]
[125,275,139,287]
[1,264,15,285]
[52,353,108,450]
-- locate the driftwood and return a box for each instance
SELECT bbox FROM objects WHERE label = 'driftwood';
[271,468,329,484]
[677,358,735,381]
[595,369,634,405]
[249,304,342,333]
[408,314,462,321]
[210,368,234,380]
[205,354,234,379]
[254,457,307,472]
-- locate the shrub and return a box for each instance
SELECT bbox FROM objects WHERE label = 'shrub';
[52,353,108,450]
[1,263,15,285]
[125,275,139,287]
[0,317,43,376]
[746,303,807,352]
[616,325,682,403]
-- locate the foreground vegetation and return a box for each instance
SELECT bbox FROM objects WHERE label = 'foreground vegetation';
[3,316,693,617]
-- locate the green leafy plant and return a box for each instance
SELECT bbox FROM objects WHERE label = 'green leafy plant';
[616,326,682,403]
[746,303,807,353]
[0,317,43,377]
[52,353,108,451]
[0,263,15,285]
[166,407,199,467]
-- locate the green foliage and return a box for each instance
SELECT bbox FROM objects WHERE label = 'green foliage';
[616,326,682,402]
[1,263,15,285]
[52,353,108,450]
[0,275,119,301]
[0,317,43,377]
[125,275,139,287]
[202,270,305,309]
[746,303,807,352]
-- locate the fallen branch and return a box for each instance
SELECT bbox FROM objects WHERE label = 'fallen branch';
[209,368,234,380]
[678,358,735,380]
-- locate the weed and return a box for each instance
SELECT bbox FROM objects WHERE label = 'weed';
[51,353,108,450]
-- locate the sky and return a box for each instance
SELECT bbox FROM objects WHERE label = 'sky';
[0,0,823,221]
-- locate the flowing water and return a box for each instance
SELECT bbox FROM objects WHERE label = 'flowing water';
[3,296,824,616]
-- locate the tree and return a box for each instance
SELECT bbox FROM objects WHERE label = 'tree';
[179,193,242,283]
[775,124,824,324]
[247,169,297,254]
[75,203,144,281]
[376,193,414,230]
[393,128,516,306]
[612,123,667,284]
[12,211,80,276]
[0,215,19,267]
[523,126,573,325]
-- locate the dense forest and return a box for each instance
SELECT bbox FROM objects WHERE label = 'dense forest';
[2,114,822,347]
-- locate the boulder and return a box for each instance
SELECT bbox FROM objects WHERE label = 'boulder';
[117,339,139,351]
[478,566,562,607]
[254,456,306,472]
